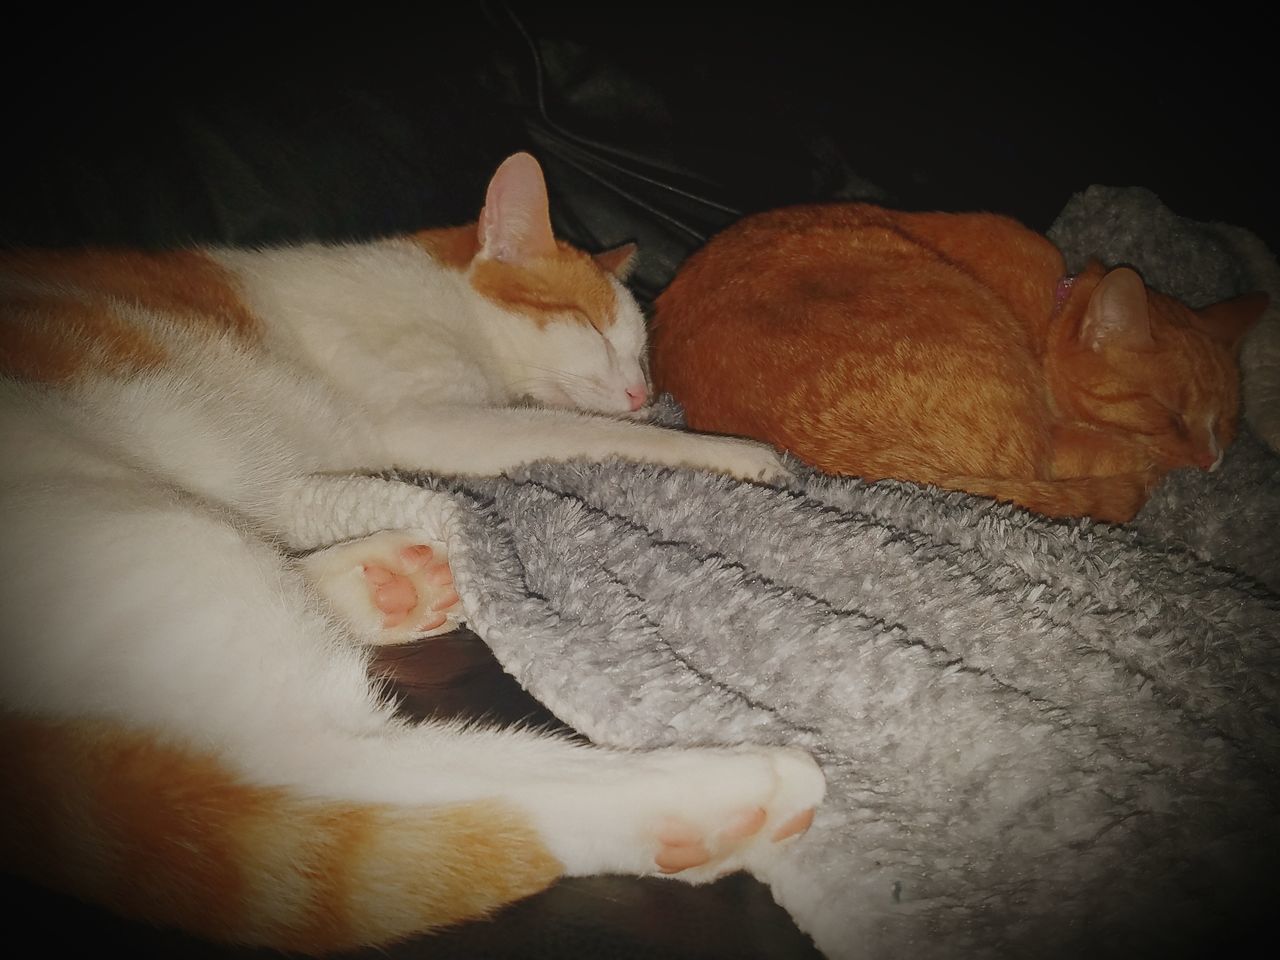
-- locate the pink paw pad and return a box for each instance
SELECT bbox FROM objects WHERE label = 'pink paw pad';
[361,544,459,633]
[771,807,815,842]
[304,532,465,645]
[359,543,460,636]
[363,564,418,626]
[655,819,712,874]
[653,803,809,876]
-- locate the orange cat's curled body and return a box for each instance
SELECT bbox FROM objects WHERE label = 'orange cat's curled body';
[651,204,1266,522]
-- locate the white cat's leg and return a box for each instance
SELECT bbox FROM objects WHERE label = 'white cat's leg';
[300,530,464,644]
[267,726,826,883]
[367,405,791,483]
[508,740,825,880]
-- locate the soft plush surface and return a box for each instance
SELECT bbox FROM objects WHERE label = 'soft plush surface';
[287,189,1279,959]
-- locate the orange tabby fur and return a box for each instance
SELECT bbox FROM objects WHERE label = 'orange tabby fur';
[651,204,1266,522]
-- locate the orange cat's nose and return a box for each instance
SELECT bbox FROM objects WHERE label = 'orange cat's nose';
[1197,448,1224,472]
[1189,439,1223,471]
[626,385,649,411]
[1195,427,1224,471]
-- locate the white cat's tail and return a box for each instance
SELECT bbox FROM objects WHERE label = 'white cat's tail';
[0,713,562,953]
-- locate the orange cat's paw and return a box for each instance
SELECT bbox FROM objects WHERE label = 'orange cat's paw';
[301,531,464,645]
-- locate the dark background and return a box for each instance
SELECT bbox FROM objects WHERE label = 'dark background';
[4,6,1275,290]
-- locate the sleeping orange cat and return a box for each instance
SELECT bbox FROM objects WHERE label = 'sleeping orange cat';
[650,203,1267,522]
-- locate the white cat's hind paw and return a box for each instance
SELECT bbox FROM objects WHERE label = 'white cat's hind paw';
[648,747,823,880]
[533,745,824,882]
[301,530,464,645]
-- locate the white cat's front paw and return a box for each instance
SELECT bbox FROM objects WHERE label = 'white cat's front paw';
[702,436,793,485]
[300,530,464,645]
[535,745,825,881]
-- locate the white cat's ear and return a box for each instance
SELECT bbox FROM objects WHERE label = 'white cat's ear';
[594,242,638,279]
[477,152,558,264]
[1080,267,1155,352]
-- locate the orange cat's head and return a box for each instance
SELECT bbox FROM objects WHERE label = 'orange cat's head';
[416,153,648,416]
[1051,263,1267,471]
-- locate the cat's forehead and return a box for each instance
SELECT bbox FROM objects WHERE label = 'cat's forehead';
[470,246,622,331]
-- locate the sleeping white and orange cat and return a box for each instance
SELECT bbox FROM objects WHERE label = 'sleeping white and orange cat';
[0,152,822,952]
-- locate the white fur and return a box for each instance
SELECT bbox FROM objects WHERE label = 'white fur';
[0,224,816,898]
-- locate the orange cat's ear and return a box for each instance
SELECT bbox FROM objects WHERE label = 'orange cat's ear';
[594,242,638,280]
[477,152,558,264]
[1079,267,1155,352]
[1193,291,1269,350]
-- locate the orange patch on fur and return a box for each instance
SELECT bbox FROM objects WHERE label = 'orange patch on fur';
[0,293,169,382]
[95,725,262,936]
[413,225,621,330]
[4,249,259,336]
[0,714,561,953]
[336,800,563,950]
[1,248,258,382]
[0,713,272,938]
[471,243,619,331]
[412,225,481,270]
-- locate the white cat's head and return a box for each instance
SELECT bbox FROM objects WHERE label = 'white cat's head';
[461,152,651,417]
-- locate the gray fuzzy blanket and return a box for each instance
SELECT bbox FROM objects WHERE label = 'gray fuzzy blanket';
[294,188,1280,959]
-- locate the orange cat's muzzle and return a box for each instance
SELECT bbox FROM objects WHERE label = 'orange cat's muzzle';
[1197,447,1225,472]
[1189,432,1225,472]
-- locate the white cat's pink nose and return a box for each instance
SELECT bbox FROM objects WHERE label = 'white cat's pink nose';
[626,385,649,411]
